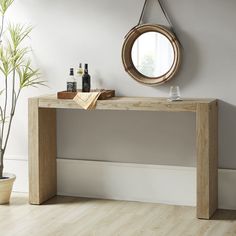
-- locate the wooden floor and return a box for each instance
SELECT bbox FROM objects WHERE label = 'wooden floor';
[1,193,236,236]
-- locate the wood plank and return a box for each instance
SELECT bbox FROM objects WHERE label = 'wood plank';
[38,107,57,203]
[1,193,236,236]
[37,95,216,112]
[28,98,40,204]
[28,98,57,204]
[209,101,218,216]
[196,101,218,219]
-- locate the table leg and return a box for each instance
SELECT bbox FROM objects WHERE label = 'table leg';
[196,102,218,219]
[28,98,57,204]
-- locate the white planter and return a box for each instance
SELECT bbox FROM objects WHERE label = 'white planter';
[0,173,16,204]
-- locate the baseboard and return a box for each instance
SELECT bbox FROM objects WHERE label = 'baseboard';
[5,157,236,210]
[57,159,196,206]
[57,159,236,210]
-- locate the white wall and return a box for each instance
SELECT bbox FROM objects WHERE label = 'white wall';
[5,0,236,169]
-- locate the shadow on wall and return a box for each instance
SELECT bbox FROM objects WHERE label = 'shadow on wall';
[219,101,236,169]
[158,30,201,92]
[57,109,196,167]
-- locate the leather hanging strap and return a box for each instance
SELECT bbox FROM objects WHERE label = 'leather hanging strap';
[157,0,182,46]
[158,0,175,30]
[138,0,148,26]
[137,0,176,35]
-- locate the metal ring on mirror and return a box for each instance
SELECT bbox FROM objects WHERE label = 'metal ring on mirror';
[122,24,181,85]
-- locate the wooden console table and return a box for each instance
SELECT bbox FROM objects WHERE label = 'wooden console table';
[28,95,218,219]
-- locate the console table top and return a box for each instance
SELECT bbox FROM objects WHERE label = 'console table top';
[32,95,217,112]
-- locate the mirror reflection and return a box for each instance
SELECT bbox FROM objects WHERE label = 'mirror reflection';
[131,32,174,78]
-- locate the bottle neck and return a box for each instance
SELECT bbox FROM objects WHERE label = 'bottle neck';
[84,64,88,73]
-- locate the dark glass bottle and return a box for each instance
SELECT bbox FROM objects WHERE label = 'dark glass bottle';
[67,68,77,92]
[82,64,91,92]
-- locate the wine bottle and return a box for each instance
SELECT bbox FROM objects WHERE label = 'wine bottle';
[67,68,77,92]
[76,63,83,90]
[82,64,91,92]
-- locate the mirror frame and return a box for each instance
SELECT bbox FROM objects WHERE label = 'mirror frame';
[122,24,181,85]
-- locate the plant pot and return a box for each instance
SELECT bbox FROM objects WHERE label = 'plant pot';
[0,173,16,204]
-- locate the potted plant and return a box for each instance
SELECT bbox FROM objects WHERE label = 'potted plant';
[0,0,44,204]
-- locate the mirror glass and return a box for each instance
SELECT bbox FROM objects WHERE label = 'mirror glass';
[131,32,174,78]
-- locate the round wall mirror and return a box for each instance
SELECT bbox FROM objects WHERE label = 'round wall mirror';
[122,24,181,85]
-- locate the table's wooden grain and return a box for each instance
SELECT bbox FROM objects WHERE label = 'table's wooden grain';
[37,95,216,112]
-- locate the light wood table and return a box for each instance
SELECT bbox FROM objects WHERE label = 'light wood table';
[28,95,218,219]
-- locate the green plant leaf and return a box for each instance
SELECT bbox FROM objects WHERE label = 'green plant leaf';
[8,24,32,50]
[17,60,46,89]
[0,0,14,14]
[0,45,12,76]
[7,43,29,68]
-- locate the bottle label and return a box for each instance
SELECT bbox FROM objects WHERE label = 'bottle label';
[67,82,77,92]
[82,73,91,92]
[82,81,90,92]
